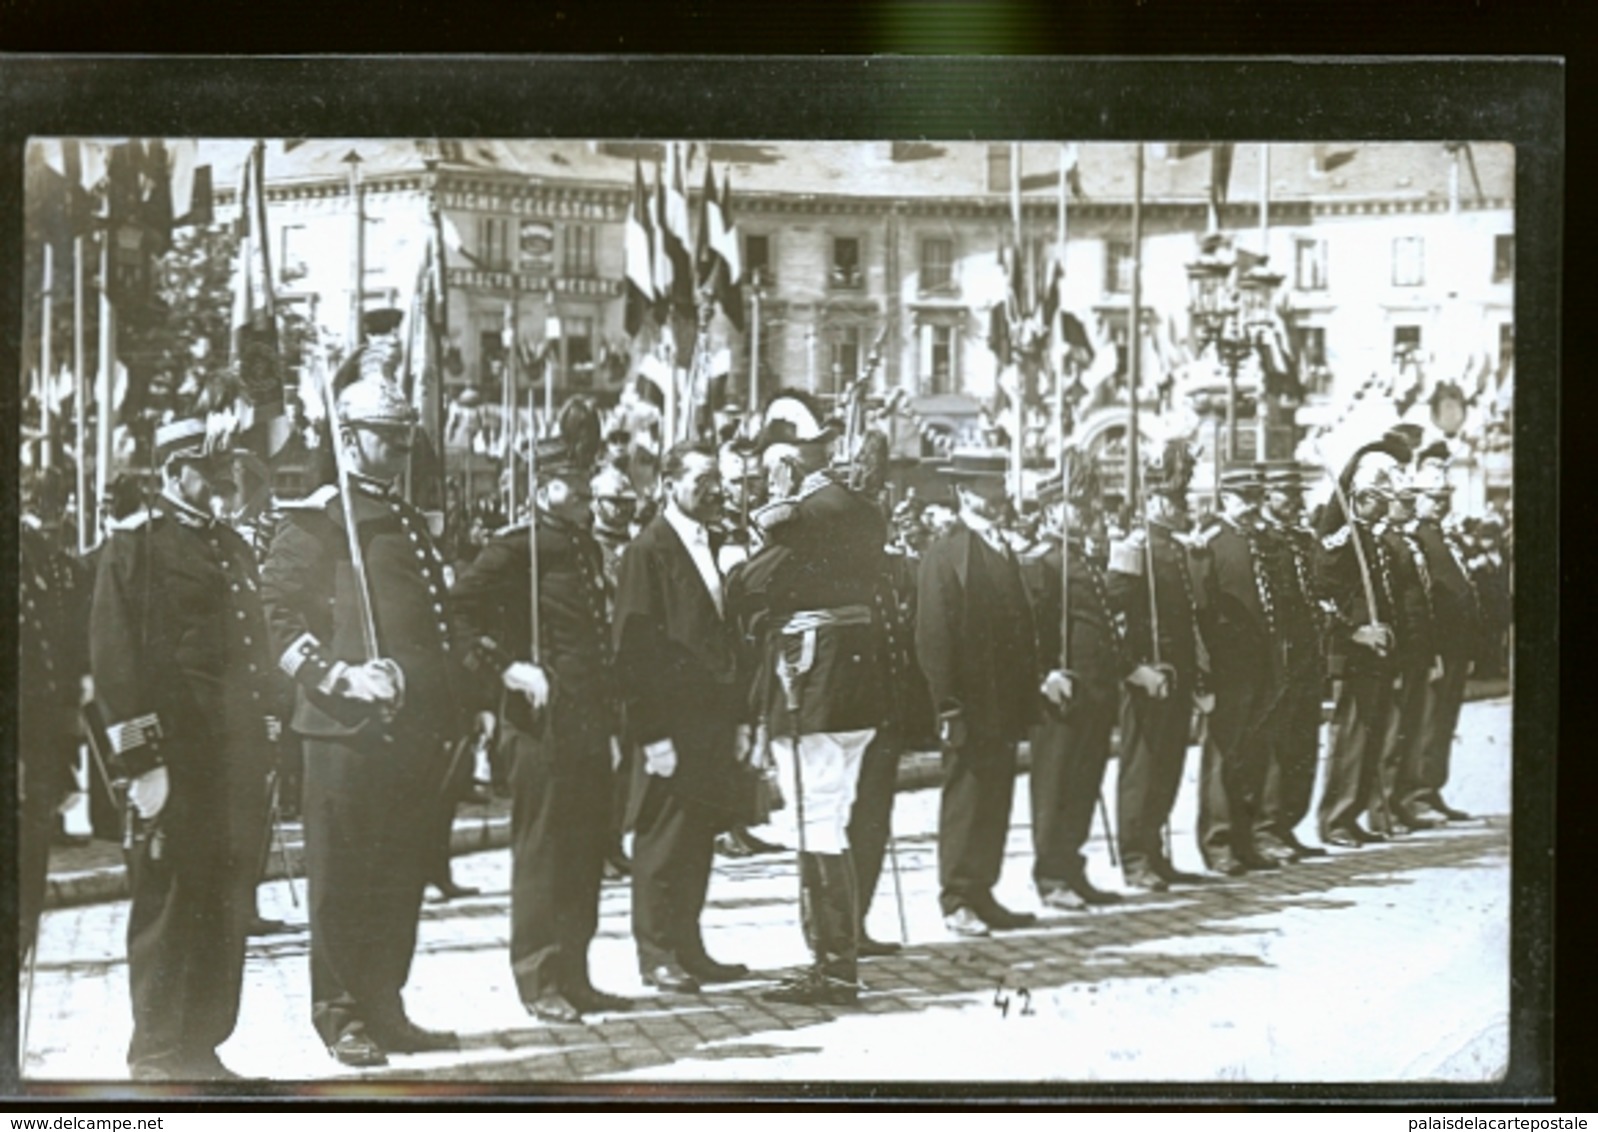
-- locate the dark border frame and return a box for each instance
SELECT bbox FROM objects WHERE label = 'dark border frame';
[0,55,1562,1108]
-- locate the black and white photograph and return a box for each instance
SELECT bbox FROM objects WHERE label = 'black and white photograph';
[4,57,1558,1101]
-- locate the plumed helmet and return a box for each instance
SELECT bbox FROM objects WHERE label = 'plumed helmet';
[757,388,839,448]
[1145,439,1196,498]
[558,396,603,471]
[336,376,418,428]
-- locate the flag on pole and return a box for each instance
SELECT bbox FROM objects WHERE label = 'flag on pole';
[712,170,744,330]
[649,160,675,323]
[1208,143,1235,232]
[694,161,720,291]
[230,140,289,456]
[663,143,694,315]
[624,159,656,337]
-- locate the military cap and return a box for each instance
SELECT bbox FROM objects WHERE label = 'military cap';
[154,417,210,465]
[1258,460,1303,491]
[1348,450,1400,497]
[531,437,580,479]
[336,375,418,428]
[942,448,1009,498]
[1415,439,1451,468]
[1145,439,1197,498]
[1385,422,1425,462]
[1218,464,1264,496]
[361,307,405,337]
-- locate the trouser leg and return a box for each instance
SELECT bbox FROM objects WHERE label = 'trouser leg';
[938,736,1017,916]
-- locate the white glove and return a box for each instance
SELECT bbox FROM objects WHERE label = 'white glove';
[1041,669,1074,708]
[339,659,404,705]
[1127,664,1171,699]
[643,738,678,778]
[1193,689,1217,715]
[1352,623,1393,656]
[476,710,498,741]
[502,662,550,711]
[128,766,170,820]
[734,724,754,762]
[1428,655,1446,684]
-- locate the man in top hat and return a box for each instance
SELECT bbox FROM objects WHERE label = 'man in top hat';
[1188,464,1284,875]
[1403,458,1484,824]
[916,450,1041,936]
[1365,465,1444,836]
[1314,446,1403,848]
[723,396,888,1004]
[1250,461,1332,861]
[450,438,633,1023]
[612,441,753,995]
[88,417,285,1080]
[1108,440,1214,891]
[260,372,469,1067]
[1026,453,1171,910]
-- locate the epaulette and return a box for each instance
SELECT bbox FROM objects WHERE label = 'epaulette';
[1321,526,1352,550]
[752,498,799,532]
[280,484,339,510]
[797,470,834,502]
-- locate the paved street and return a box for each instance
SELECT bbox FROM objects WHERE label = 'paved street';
[20,696,1511,1089]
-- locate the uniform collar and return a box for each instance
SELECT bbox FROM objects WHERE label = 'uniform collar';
[160,487,217,529]
[349,473,398,500]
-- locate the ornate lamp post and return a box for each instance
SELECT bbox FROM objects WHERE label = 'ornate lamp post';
[1186,241,1285,463]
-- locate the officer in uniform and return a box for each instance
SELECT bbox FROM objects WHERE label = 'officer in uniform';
[725,396,888,1005]
[1027,454,1171,909]
[590,462,639,590]
[1315,447,1403,848]
[1189,466,1283,875]
[1368,466,1444,836]
[1252,463,1332,860]
[1404,456,1483,824]
[450,438,632,1024]
[916,450,1040,937]
[19,476,89,964]
[1108,441,1214,891]
[261,368,467,1067]
[88,418,282,1081]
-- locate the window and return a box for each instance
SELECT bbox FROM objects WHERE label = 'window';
[1498,322,1514,378]
[830,325,861,388]
[745,233,771,285]
[1292,326,1330,394]
[1105,240,1134,294]
[1493,234,1514,283]
[1294,238,1328,291]
[1393,325,1422,365]
[930,325,954,394]
[830,237,862,290]
[921,237,954,292]
[479,329,507,391]
[1392,236,1425,287]
[280,225,309,283]
[562,225,597,277]
[563,315,595,389]
[986,145,1011,193]
[477,216,512,271]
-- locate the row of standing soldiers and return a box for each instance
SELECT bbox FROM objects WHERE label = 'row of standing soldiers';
[22,358,1497,1078]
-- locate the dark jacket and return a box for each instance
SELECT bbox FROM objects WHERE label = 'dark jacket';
[915,522,1039,744]
[1105,520,1205,685]
[612,512,745,820]
[260,480,470,744]
[1314,518,1400,679]
[1022,536,1132,701]
[1379,520,1438,671]
[1190,515,1276,682]
[20,523,89,808]
[450,514,617,740]
[1412,518,1483,662]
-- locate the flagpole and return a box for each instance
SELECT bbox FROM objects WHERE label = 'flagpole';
[1010,142,1024,502]
[95,231,114,535]
[1127,142,1144,513]
[40,243,53,470]
[344,151,365,349]
[1257,142,1271,462]
[749,282,761,424]
[506,301,518,521]
[74,235,88,555]
[1057,144,1070,477]
[544,293,557,434]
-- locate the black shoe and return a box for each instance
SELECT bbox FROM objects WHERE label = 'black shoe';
[525,992,583,1024]
[185,1052,247,1081]
[246,916,303,936]
[1236,848,1282,871]
[1432,799,1473,821]
[1351,825,1388,844]
[1066,876,1125,905]
[1254,838,1300,864]
[1324,830,1363,849]
[1151,858,1211,885]
[371,1022,460,1053]
[1400,808,1445,830]
[1122,865,1169,893]
[427,880,480,903]
[858,934,902,958]
[642,963,701,994]
[1207,855,1247,877]
[733,828,786,855]
[761,970,859,1006]
[681,956,751,984]
[328,1031,389,1068]
[714,832,753,859]
[1282,837,1328,859]
[977,901,1039,930]
[568,986,633,1013]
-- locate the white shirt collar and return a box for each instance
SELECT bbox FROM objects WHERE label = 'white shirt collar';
[663,501,710,546]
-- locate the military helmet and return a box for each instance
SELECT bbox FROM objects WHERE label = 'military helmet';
[336,375,418,429]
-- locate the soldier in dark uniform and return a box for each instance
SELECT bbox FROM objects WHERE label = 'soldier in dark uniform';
[88,418,283,1081]
[1107,441,1214,891]
[588,460,640,878]
[915,451,1040,937]
[1404,457,1484,824]
[1367,467,1444,836]
[1026,454,1171,910]
[1252,463,1332,860]
[450,438,632,1024]
[19,475,89,964]
[1189,466,1282,876]
[1314,448,1403,848]
[260,373,467,1067]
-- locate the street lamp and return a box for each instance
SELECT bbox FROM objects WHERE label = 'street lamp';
[1186,241,1285,463]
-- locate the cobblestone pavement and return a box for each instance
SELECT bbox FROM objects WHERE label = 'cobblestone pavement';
[19,697,1511,1091]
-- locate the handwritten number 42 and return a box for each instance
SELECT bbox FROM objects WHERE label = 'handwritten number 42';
[993,979,1035,1018]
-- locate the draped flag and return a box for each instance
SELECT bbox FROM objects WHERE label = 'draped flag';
[1209,142,1235,232]
[230,140,289,457]
[624,158,656,336]
[662,143,695,314]
[649,160,675,322]
[712,170,744,330]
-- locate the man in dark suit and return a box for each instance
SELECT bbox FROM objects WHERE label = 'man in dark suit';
[88,418,282,1081]
[612,442,751,994]
[915,451,1040,937]
[451,438,632,1024]
[1404,456,1484,824]
[261,366,468,1067]
[1025,454,1170,911]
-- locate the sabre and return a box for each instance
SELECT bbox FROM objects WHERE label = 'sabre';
[314,326,381,662]
[1309,443,1383,644]
[527,402,542,667]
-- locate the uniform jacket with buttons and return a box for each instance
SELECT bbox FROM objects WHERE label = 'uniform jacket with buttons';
[88,497,285,817]
[1412,518,1483,663]
[1314,518,1400,679]
[1378,519,1438,672]
[1023,535,1133,702]
[1190,514,1279,682]
[449,513,617,740]
[20,523,90,806]
[1105,520,1206,688]
[260,480,471,744]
